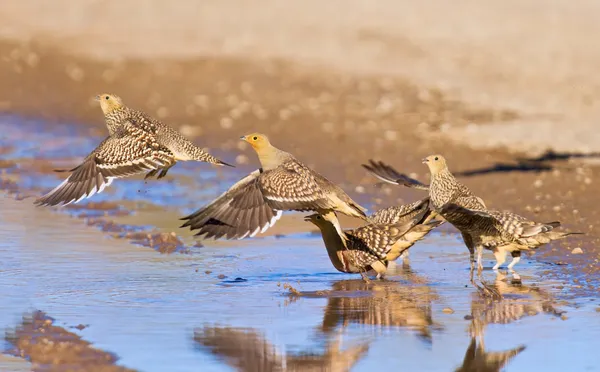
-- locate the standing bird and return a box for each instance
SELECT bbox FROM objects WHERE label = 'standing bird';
[305,198,443,280]
[363,156,580,270]
[181,133,368,240]
[35,94,232,207]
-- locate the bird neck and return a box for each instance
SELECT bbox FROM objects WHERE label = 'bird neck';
[104,106,126,119]
[316,219,350,272]
[256,145,293,170]
[429,168,457,207]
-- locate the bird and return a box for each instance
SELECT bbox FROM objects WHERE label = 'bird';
[305,197,443,280]
[180,133,368,240]
[194,326,370,372]
[363,155,580,270]
[320,278,439,344]
[35,94,232,207]
[456,337,526,372]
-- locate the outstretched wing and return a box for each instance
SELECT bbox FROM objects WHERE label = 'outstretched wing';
[258,160,333,212]
[362,160,429,190]
[180,170,282,240]
[35,125,174,207]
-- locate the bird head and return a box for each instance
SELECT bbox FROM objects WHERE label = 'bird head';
[304,211,337,228]
[422,154,447,174]
[95,93,124,114]
[240,133,271,150]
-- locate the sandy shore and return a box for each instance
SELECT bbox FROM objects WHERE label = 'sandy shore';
[2,0,600,153]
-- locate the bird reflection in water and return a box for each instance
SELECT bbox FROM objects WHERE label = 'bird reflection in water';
[308,262,440,343]
[457,271,564,371]
[194,326,369,372]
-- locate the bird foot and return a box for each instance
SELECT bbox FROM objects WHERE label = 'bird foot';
[360,272,371,283]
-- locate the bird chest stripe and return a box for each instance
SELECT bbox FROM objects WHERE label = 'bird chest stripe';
[337,251,350,272]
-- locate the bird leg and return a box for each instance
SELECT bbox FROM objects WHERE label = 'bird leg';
[507,250,521,270]
[492,249,506,270]
[476,246,484,271]
[359,271,371,283]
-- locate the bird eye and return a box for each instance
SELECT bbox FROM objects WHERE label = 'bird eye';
[105,96,110,100]
[252,136,258,141]
[316,216,321,220]
[434,156,439,161]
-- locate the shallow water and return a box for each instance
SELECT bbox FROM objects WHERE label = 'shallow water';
[1,195,599,372]
[1,116,599,371]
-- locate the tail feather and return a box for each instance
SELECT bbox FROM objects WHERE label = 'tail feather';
[386,218,444,261]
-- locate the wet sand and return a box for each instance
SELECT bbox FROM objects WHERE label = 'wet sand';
[5,311,135,372]
[1,194,599,371]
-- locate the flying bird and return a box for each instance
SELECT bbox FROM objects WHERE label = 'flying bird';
[35,94,232,207]
[181,133,369,240]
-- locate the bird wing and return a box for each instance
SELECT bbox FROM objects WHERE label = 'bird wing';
[451,193,487,210]
[440,204,558,240]
[349,223,412,260]
[258,160,332,211]
[35,125,174,207]
[486,210,560,238]
[193,326,282,371]
[180,170,282,240]
[362,160,430,190]
[370,198,430,225]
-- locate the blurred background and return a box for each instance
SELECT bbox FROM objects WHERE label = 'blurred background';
[2,0,600,155]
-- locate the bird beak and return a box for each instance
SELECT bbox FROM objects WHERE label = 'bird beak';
[303,216,312,222]
[422,158,429,164]
[240,135,247,142]
[94,95,101,101]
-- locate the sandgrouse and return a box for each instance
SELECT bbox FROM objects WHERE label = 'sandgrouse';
[35,94,232,207]
[305,198,443,280]
[194,326,370,371]
[181,133,368,239]
[363,156,580,270]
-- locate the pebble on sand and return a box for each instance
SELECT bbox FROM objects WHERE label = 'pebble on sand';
[571,247,584,254]
[442,307,454,314]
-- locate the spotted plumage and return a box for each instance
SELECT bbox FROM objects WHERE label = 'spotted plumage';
[364,156,581,270]
[305,198,443,279]
[441,203,581,270]
[35,94,232,207]
[181,133,368,240]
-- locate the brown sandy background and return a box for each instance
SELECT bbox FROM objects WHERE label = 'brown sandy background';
[0,1,598,274]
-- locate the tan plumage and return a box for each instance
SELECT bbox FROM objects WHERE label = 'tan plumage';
[194,326,369,372]
[456,338,526,372]
[364,156,580,270]
[320,279,439,344]
[181,133,368,240]
[36,94,232,207]
[305,198,443,279]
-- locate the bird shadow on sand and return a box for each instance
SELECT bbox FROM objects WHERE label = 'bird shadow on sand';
[454,150,600,177]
